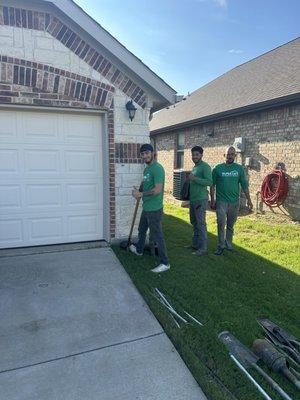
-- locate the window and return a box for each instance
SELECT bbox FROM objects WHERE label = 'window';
[175,132,185,169]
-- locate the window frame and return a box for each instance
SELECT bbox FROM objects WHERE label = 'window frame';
[175,132,185,169]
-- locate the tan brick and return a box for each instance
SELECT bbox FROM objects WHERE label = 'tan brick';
[154,105,300,220]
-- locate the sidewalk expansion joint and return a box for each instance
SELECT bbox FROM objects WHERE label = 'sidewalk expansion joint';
[0,331,165,375]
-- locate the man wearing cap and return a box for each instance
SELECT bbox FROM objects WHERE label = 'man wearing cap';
[130,143,170,273]
[210,146,253,255]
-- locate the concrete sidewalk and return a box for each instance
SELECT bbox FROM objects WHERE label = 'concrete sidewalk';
[0,246,207,400]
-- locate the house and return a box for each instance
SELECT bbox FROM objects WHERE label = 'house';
[150,38,300,220]
[0,0,176,249]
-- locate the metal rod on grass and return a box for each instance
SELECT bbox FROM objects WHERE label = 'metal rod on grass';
[183,310,203,326]
[151,292,188,324]
[155,288,172,308]
[155,289,204,327]
[159,300,188,324]
[252,364,293,400]
[230,355,273,400]
[170,313,181,328]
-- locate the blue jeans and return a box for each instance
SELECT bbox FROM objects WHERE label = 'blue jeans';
[189,199,208,251]
[216,201,239,249]
[136,209,169,265]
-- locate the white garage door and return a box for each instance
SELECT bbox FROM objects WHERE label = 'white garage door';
[0,109,104,249]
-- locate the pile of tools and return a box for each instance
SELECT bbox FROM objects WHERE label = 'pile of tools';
[150,288,299,399]
[219,318,300,400]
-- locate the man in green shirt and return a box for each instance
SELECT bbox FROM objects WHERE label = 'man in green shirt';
[130,143,170,273]
[187,146,212,256]
[210,146,253,255]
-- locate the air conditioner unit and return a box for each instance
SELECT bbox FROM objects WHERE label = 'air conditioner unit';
[173,170,190,200]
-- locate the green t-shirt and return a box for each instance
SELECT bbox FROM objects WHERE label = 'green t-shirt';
[142,161,165,211]
[212,163,248,203]
[189,161,213,202]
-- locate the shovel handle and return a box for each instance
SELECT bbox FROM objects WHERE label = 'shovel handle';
[230,355,273,400]
[127,197,141,247]
[290,367,300,380]
[253,364,293,400]
[281,366,300,390]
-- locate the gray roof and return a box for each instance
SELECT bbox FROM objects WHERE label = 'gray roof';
[150,38,300,133]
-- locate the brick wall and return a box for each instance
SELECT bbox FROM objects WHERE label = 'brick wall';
[0,56,114,107]
[153,104,300,220]
[115,163,144,239]
[153,132,175,193]
[0,5,147,107]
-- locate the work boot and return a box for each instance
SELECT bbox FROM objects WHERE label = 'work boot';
[184,245,198,250]
[192,249,208,256]
[214,247,224,256]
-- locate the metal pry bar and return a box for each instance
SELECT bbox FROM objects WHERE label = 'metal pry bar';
[169,313,181,328]
[155,288,204,327]
[152,289,188,324]
[155,288,172,308]
[183,310,204,326]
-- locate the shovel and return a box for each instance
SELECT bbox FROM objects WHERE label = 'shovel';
[257,318,300,348]
[219,331,293,400]
[119,197,141,250]
[253,339,300,390]
[257,317,300,365]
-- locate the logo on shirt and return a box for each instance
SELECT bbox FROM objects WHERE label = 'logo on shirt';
[221,170,239,177]
[143,173,151,181]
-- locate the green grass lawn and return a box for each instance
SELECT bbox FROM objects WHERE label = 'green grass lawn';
[112,204,300,400]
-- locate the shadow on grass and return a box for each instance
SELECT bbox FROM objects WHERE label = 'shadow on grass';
[112,211,300,400]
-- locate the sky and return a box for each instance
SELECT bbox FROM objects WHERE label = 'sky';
[74,0,300,95]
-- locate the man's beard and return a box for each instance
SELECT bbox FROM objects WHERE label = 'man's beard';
[145,155,154,164]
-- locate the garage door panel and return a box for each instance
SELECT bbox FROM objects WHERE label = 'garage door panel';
[64,115,100,144]
[0,149,20,173]
[0,219,23,246]
[0,212,103,247]
[0,111,17,139]
[68,214,101,238]
[0,185,22,208]
[29,217,63,240]
[24,149,60,173]
[0,109,104,248]
[23,113,59,140]
[26,185,62,208]
[66,183,99,207]
[65,150,99,174]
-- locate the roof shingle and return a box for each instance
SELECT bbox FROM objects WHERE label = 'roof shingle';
[150,38,300,133]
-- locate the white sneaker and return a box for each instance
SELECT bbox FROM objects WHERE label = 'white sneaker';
[129,244,142,256]
[151,264,170,273]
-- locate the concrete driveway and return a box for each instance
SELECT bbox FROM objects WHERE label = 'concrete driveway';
[0,246,207,400]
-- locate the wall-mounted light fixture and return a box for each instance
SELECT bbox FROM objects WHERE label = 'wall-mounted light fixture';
[233,137,245,153]
[126,100,137,121]
[245,157,253,168]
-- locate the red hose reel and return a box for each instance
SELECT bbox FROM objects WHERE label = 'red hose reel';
[261,169,289,207]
